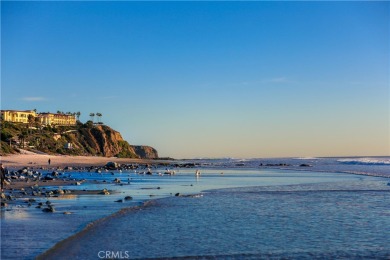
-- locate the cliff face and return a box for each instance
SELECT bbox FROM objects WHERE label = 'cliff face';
[133,146,159,159]
[73,125,158,159]
[0,120,159,159]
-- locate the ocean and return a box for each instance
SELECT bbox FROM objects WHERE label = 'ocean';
[1,157,390,259]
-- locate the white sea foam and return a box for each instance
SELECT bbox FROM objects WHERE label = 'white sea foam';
[338,158,390,165]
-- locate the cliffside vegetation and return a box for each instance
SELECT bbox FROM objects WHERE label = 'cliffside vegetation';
[0,120,158,159]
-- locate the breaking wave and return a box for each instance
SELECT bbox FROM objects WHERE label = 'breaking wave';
[338,158,390,166]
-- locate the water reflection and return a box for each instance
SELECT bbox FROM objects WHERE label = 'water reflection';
[1,207,31,220]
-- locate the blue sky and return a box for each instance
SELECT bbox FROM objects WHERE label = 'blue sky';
[1,1,389,158]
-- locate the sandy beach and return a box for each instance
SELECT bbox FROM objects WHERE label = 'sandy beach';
[1,152,165,168]
[0,152,171,191]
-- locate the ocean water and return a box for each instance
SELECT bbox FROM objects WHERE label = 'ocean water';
[42,182,390,259]
[1,157,390,259]
[191,156,390,177]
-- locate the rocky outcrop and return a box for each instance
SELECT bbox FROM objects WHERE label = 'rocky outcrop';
[71,125,158,159]
[133,146,159,159]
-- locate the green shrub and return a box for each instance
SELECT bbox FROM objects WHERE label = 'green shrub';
[1,129,13,140]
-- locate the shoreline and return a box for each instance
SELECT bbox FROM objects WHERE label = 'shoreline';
[1,156,389,259]
[0,153,175,191]
[1,153,172,168]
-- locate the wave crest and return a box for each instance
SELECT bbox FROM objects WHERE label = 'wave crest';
[338,158,390,166]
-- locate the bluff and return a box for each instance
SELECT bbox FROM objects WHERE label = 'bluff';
[66,125,158,159]
[0,121,159,159]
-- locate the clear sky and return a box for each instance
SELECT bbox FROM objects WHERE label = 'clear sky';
[1,1,389,158]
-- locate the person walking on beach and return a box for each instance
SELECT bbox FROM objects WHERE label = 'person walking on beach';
[1,163,6,192]
[48,158,51,165]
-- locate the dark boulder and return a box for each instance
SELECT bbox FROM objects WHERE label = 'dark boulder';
[106,162,118,170]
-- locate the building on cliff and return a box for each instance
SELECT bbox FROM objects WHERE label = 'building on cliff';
[1,110,76,126]
[1,110,37,123]
[38,113,76,126]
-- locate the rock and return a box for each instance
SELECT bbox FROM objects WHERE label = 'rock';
[44,176,54,181]
[42,205,55,213]
[32,191,40,196]
[264,163,291,167]
[114,199,123,203]
[54,189,64,195]
[106,162,119,170]
[28,198,36,203]
[114,178,121,183]
[133,146,159,159]
[175,193,180,197]
[18,168,28,174]
[75,182,81,186]
[124,196,133,200]
[100,189,110,195]
[299,164,312,167]
[1,202,8,207]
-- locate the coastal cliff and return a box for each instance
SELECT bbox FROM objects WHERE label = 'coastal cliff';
[133,146,159,159]
[75,125,158,159]
[0,121,159,159]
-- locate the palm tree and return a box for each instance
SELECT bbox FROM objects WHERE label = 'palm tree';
[34,116,41,128]
[28,114,35,127]
[28,114,35,134]
[18,132,27,148]
[89,113,95,123]
[76,112,81,121]
[96,113,102,124]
